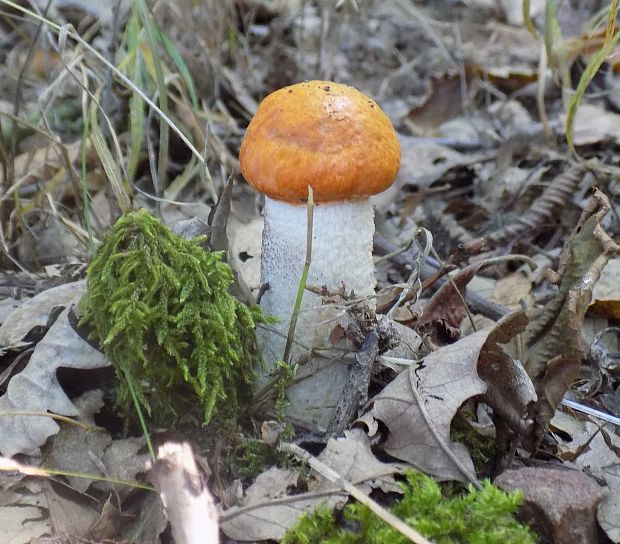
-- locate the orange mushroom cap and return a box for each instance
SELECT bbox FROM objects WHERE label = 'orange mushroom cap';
[240,81,401,204]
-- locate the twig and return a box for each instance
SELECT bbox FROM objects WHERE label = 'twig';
[373,237,415,265]
[219,489,348,522]
[561,399,620,427]
[386,228,431,319]
[374,234,511,321]
[219,464,409,522]
[0,410,94,431]
[279,441,435,544]
[0,456,154,491]
[325,331,380,437]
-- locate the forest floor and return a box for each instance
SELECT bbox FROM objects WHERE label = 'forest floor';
[0,0,619,543]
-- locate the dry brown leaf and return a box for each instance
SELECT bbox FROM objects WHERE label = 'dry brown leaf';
[95,437,149,499]
[523,192,620,429]
[0,141,81,189]
[0,474,101,543]
[12,48,62,80]
[408,68,536,136]
[17,215,85,268]
[491,272,534,310]
[208,176,234,253]
[0,281,86,348]
[551,411,620,479]
[590,258,620,320]
[415,263,482,344]
[567,103,620,146]
[478,312,536,439]
[363,327,493,482]
[551,410,594,461]
[407,74,465,133]
[0,304,110,458]
[598,464,620,542]
[314,428,402,495]
[88,497,121,542]
[221,430,402,542]
[461,22,540,71]
[220,466,342,542]
[380,317,423,362]
[0,500,50,543]
[573,427,620,480]
[42,479,100,540]
[397,136,474,190]
[46,424,112,493]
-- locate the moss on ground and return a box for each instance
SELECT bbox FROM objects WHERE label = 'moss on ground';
[80,209,266,424]
[282,471,536,544]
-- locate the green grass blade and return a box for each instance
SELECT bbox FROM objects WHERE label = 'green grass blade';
[544,0,562,72]
[283,187,314,365]
[0,0,216,204]
[134,0,169,202]
[522,0,538,36]
[80,72,95,254]
[566,1,620,153]
[157,29,198,108]
[124,366,155,462]
[126,5,145,181]
[89,98,131,212]
[604,0,619,42]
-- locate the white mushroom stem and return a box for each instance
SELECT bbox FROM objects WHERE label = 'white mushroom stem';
[258,196,376,379]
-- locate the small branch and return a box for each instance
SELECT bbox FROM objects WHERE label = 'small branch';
[325,331,379,437]
[219,489,348,522]
[0,410,94,431]
[374,234,511,321]
[0,457,154,491]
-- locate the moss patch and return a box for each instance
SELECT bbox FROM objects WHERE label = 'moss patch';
[282,471,536,544]
[80,209,265,424]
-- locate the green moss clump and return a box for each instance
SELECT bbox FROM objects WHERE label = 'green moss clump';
[450,413,496,472]
[282,471,535,544]
[80,209,265,423]
[232,437,281,480]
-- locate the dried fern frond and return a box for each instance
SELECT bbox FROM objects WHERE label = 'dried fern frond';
[487,165,586,247]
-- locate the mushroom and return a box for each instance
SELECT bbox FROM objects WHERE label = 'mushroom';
[240,80,400,383]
